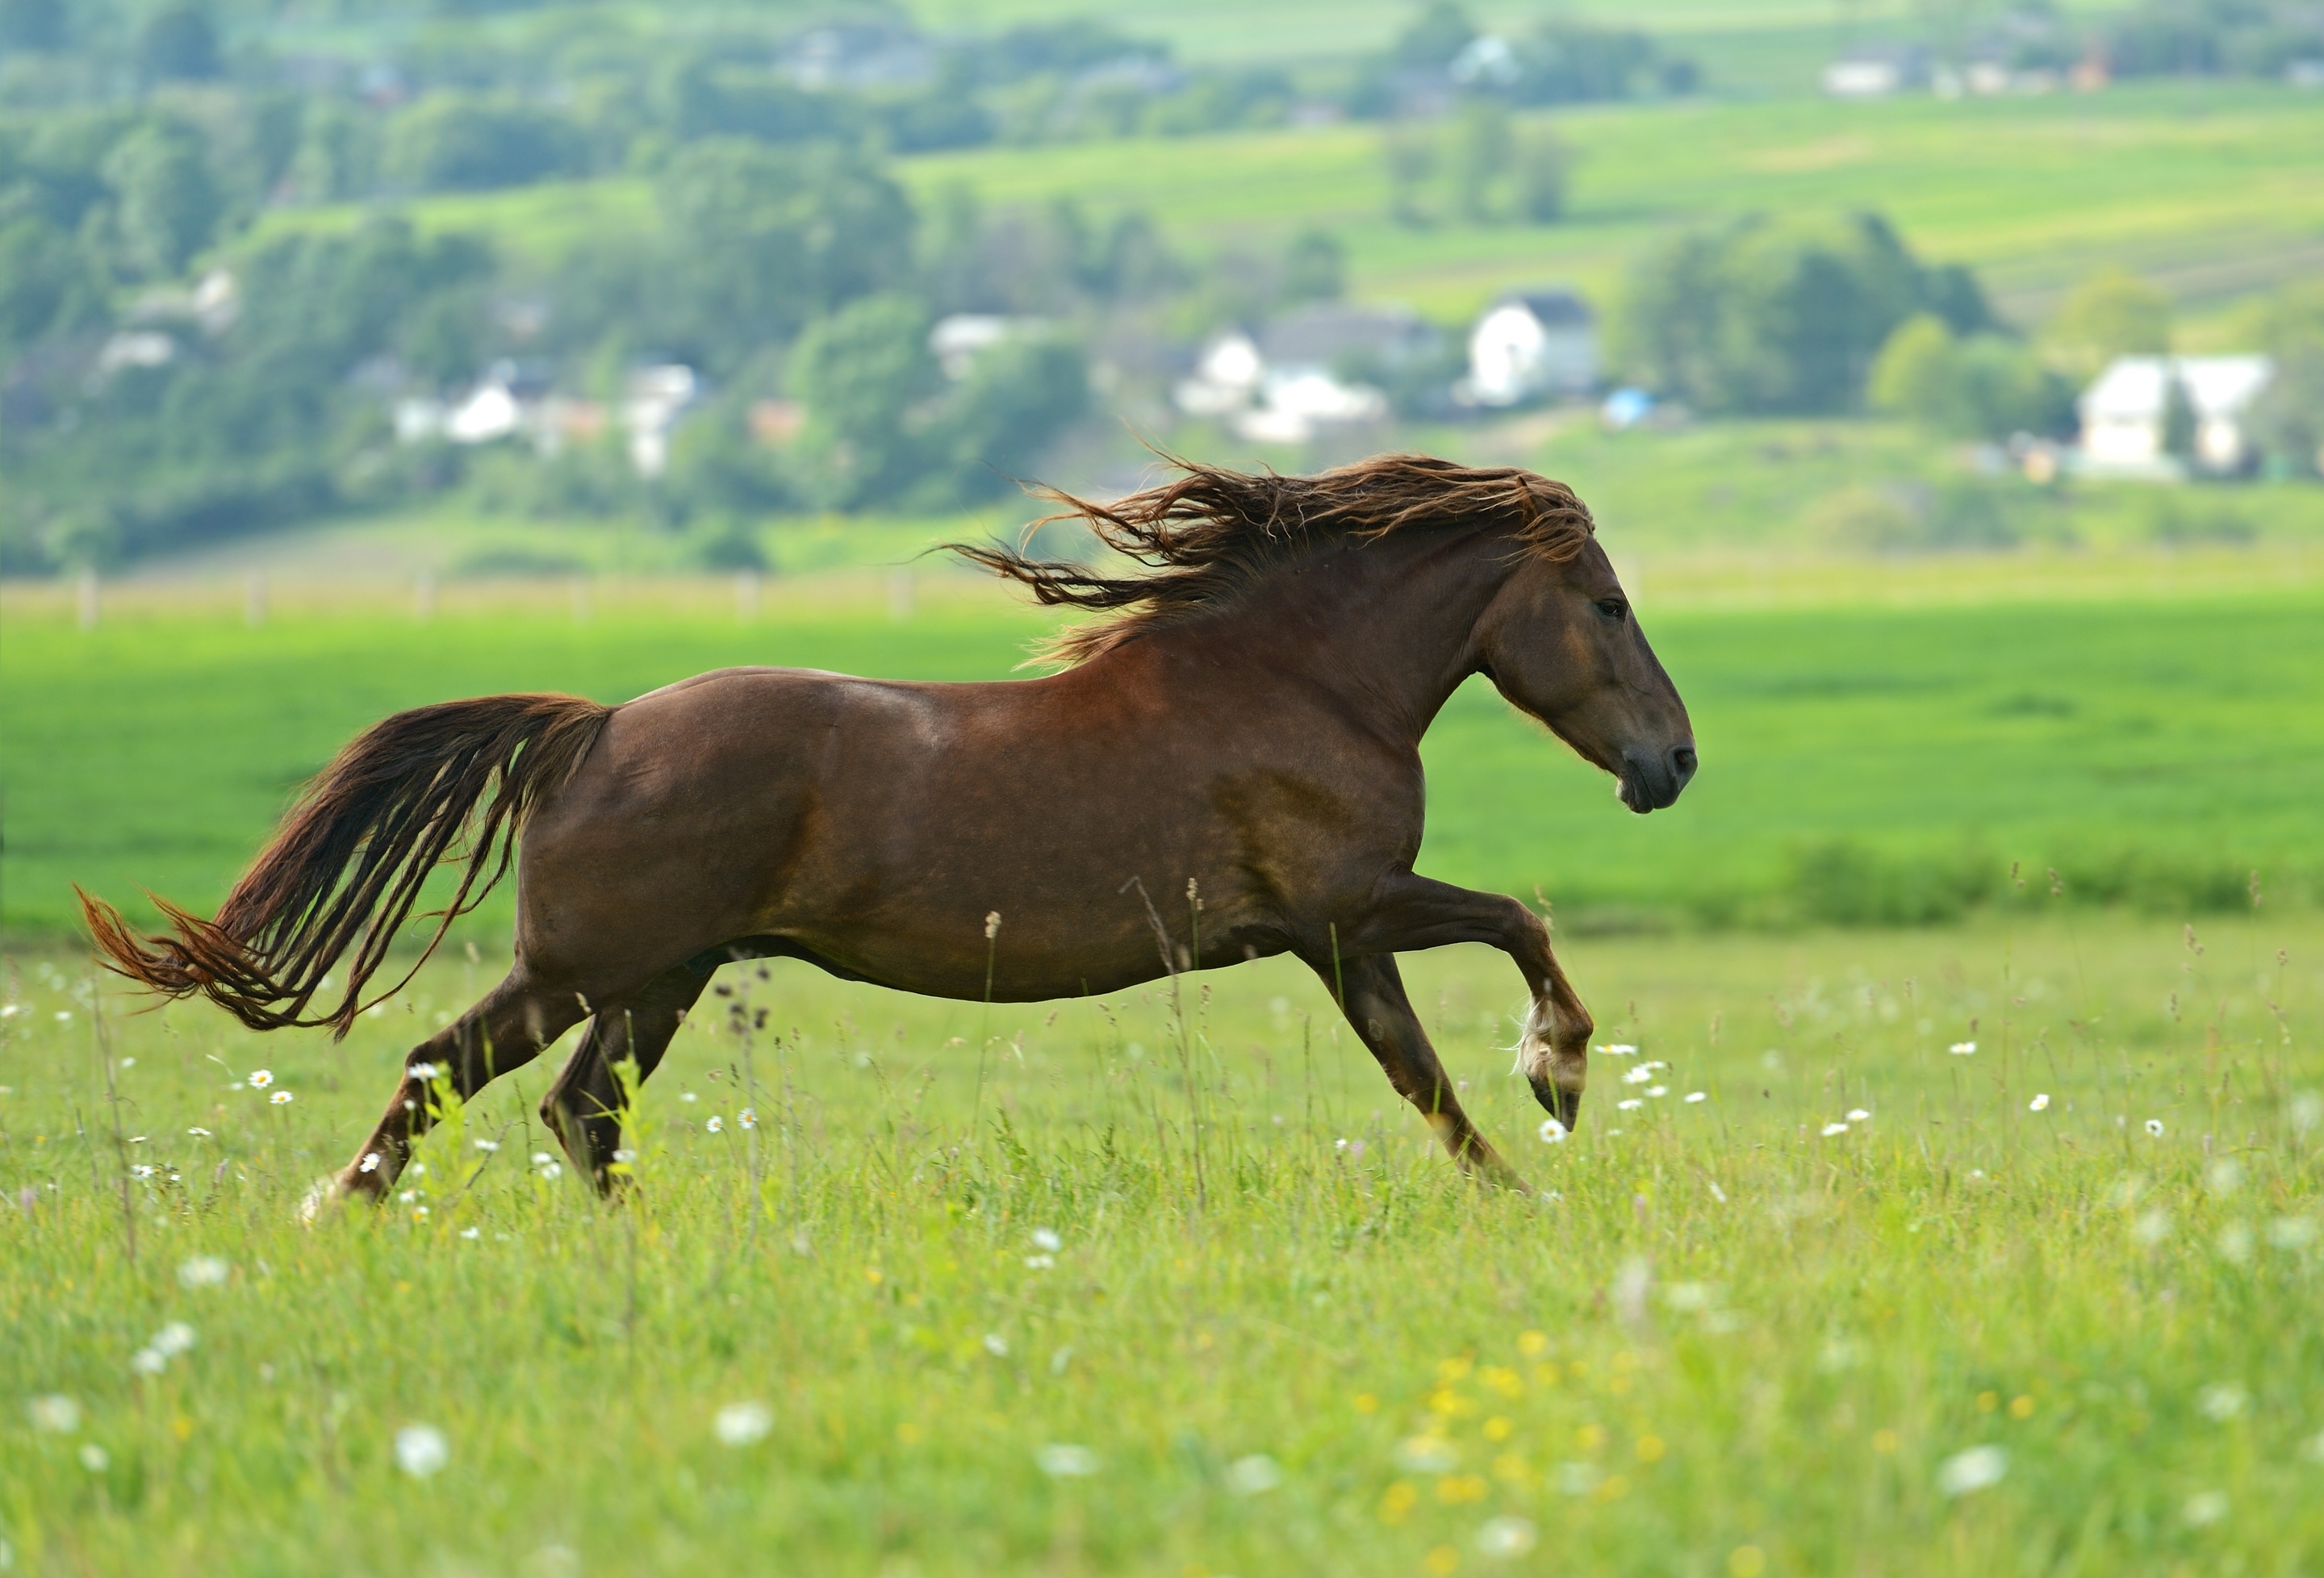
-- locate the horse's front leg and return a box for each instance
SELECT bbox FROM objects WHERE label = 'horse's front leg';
[1331,871,1596,1132]
[1311,953,1529,1191]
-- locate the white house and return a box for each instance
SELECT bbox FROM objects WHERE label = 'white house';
[2079,355,2275,477]
[1463,290,1598,407]
[1175,304,1435,445]
[621,363,700,478]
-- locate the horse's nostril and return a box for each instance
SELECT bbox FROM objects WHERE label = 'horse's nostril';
[1671,746,1698,780]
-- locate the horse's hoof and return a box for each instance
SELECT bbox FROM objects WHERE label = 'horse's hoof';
[295,1175,343,1225]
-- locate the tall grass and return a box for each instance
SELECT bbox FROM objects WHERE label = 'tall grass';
[4,908,2318,1574]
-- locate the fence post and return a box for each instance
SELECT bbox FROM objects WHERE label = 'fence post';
[416,570,437,622]
[888,570,914,623]
[76,569,99,631]
[736,570,761,622]
[245,572,268,628]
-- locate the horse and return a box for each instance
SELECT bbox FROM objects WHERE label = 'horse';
[82,454,1695,1202]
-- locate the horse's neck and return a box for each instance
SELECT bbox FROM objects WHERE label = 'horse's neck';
[1173,530,1509,744]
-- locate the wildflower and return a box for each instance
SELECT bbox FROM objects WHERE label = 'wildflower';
[705,1116,724,1133]
[1476,1515,1538,1559]
[153,1321,194,1358]
[1646,1086,1668,1098]
[411,1204,429,1220]
[1396,1436,1460,1473]
[1948,1042,1976,1057]
[78,1442,108,1472]
[1031,1228,1063,1253]
[178,1256,228,1289]
[398,1190,419,1203]
[2185,1491,2229,1527]
[537,1162,562,1182]
[55,1010,72,1022]
[1684,1092,1707,1104]
[1622,1067,1653,1086]
[1537,1117,1569,1145]
[270,1091,294,1105]
[714,1401,774,1447]
[1936,1445,2006,1496]
[2029,1094,2050,1113]
[1036,1443,1100,1477]
[2268,1216,2318,1250]
[132,1349,165,1376]
[1847,1108,1871,1122]
[680,1092,697,1103]
[738,1108,758,1129]
[1226,1454,1284,1495]
[407,1062,440,1082]
[1821,1122,1849,1137]
[0,1004,15,1017]
[246,1069,273,1088]
[395,1424,449,1478]
[983,1334,1009,1357]
[2146,1119,2166,1138]
[30,1395,80,1432]
[460,1226,481,1241]
[473,1138,499,1153]
[131,1164,157,1179]
[1024,1254,1055,1270]
[612,1149,636,1164]
[359,1153,381,1174]
[2134,1210,2171,1246]
[531,1152,554,1167]
[186,1126,211,1138]
[2196,1383,2247,1421]
[1601,1043,1638,1057]
[1617,1099,1644,1112]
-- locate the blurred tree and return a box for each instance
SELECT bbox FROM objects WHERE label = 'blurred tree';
[1870,313,2075,439]
[788,294,940,509]
[2159,367,2199,461]
[1447,98,1511,223]
[1394,2,1476,69]
[1514,124,1573,223]
[101,120,224,279]
[1620,211,1961,414]
[0,214,99,354]
[2048,267,2171,379]
[2247,282,2324,474]
[136,6,221,84]
[936,332,1089,498]
[383,95,587,191]
[1280,228,1345,304]
[657,139,913,369]
[1383,121,1436,227]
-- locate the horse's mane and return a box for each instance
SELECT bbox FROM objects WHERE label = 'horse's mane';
[951,453,1598,665]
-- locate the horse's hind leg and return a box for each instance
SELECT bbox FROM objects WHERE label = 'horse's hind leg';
[324,969,590,1207]
[1313,953,1530,1192]
[541,964,710,1192]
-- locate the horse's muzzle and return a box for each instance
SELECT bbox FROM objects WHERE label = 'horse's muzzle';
[1617,744,1697,814]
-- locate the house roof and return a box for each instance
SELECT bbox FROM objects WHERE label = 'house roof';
[1494,290,1595,328]
[1257,303,1436,370]
[2081,355,2274,421]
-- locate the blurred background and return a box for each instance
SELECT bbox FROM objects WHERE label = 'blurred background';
[2,0,2321,946]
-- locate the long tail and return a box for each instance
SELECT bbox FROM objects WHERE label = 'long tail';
[80,694,612,1036]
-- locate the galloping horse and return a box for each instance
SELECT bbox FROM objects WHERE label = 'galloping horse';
[84,455,1695,1200]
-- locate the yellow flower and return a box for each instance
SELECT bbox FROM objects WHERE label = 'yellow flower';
[1379,1481,1418,1524]
[1483,1416,1513,1442]
[1354,1392,1379,1414]
[1479,1365,1522,1398]
[1976,1390,2000,1413]
[1574,1423,1607,1452]
[1490,1451,1531,1485]
[1635,1434,1666,1464]
[1423,1545,1460,1577]
[1437,1356,1474,1384]
[1516,1330,1549,1357]
[1872,1429,1902,1453]
[1436,1473,1488,1505]
[1729,1547,1767,1578]
[2009,1395,2035,1419]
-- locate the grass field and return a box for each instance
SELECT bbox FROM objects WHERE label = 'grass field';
[3,902,2319,1575]
[244,81,2324,329]
[5,548,2320,949]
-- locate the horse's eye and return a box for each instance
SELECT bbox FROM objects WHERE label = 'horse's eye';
[1595,599,1628,621]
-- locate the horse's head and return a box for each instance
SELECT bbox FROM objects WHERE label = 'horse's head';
[1473,536,1696,813]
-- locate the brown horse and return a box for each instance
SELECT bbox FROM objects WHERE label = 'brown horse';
[83,455,1695,1201]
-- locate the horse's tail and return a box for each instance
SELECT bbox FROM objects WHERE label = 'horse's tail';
[80,694,612,1037]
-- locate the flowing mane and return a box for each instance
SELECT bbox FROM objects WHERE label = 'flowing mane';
[950,453,1598,665]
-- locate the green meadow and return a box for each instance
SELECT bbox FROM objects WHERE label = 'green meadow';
[6,543,2321,950]
[2,896,2319,1575]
